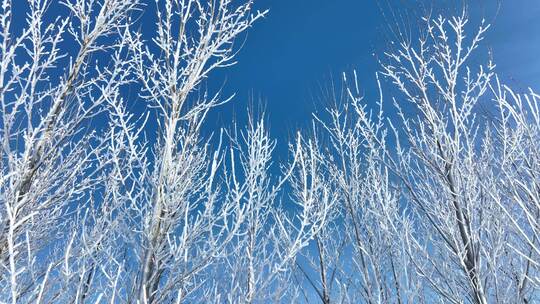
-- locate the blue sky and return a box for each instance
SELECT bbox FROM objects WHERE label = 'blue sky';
[196,0,540,156]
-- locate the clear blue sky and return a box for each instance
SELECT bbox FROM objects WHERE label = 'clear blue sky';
[201,0,540,156]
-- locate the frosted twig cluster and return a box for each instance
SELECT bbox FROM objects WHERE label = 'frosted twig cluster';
[0,1,539,303]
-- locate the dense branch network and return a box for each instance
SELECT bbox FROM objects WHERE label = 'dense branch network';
[0,1,538,303]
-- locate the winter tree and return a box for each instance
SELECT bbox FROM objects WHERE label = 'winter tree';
[1,0,539,303]
[296,10,540,304]
[0,0,138,302]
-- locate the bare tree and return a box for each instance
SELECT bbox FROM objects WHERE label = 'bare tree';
[302,11,540,304]
[204,113,333,304]
[294,75,423,304]
[2,1,540,303]
[262,8,540,303]
[0,0,137,302]
[378,13,519,303]
[489,78,540,302]
[98,0,268,302]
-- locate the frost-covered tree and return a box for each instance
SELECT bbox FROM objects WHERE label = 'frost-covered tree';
[86,0,329,302]
[295,74,422,304]
[377,13,536,303]
[96,1,268,302]
[2,0,539,303]
[299,11,540,304]
[204,113,333,303]
[489,79,540,301]
[0,0,138,302]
